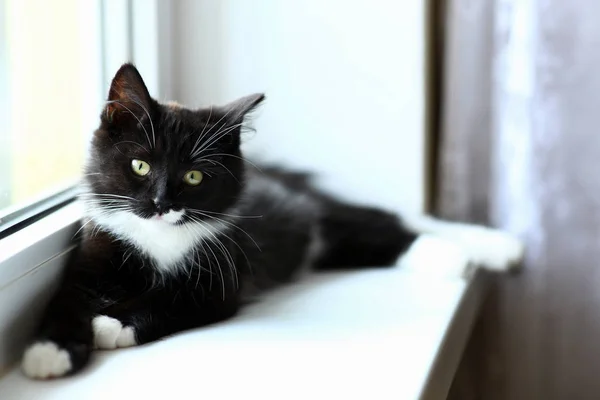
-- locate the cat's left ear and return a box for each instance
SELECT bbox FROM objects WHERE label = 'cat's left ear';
[104,63,154,126]
[221,93,266,124]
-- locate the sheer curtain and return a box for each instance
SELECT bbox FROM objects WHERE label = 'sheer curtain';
[439,0,600,398]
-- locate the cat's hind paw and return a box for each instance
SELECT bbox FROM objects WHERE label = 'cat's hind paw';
[453,228,525,272]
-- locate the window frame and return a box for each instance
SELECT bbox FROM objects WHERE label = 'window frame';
[0,185,78,240]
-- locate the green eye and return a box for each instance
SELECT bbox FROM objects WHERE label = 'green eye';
[183,170,203,186]
[131,159,151,176]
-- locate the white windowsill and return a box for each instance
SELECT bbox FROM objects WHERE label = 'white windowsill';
[0,204,488,400]
[0,202,82,290]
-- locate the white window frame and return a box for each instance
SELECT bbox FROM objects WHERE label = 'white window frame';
[0,0,9,212]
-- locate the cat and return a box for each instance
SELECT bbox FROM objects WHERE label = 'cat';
[21,63,524,379]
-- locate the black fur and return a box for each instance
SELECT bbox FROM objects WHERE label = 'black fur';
[25,64,418,378]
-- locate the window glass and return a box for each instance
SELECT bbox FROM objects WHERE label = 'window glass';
[0,0,102,218]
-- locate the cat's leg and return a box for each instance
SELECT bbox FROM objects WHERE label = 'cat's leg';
[314,203,417,269]
[94,289,239,348]
[312,202,471,277]
[313,201,524,277]
[401,214,525,272]
[21,284,97,379]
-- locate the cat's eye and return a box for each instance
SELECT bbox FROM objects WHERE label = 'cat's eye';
[131,159,151,176]
[183,170,203,186]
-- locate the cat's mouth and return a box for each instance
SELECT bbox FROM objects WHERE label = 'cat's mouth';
[150,209,184,224]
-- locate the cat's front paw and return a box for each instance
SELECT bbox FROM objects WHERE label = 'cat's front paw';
[22,341,72,379]
[92,315,137,350]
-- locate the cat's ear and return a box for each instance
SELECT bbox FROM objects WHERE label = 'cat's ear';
[221,93,265,124]
[103,63,153,126]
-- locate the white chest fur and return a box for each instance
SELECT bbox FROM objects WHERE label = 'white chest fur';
[86,208,226,273]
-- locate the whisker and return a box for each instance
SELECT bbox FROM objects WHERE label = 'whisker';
[213,236,238,290]
[187,215,235,296]
[126,97,156,148]
[183,220,215,290]
[80,198,131,204]
[205,153,264,174]
[202,239,214,290]
[80,193,136,201]
[181,223,204,287]
[190,107,238,158]
[189,208,262,219]
[195,159,240,183]
[192,123,244,159]
[72,218,95,239]
[192,106,213,155]
[193,122,243,154]
[186,209,262,251]
[204,236,224,298]
[120,250,133,269]
[106,100,153,149]
[113,140,150,154]
[189,215,239,290]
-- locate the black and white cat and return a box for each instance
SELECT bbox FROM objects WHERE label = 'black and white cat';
[21,64,524,379]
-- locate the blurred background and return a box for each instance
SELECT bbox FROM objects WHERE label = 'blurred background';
[0,0,428,217]
[1,0,599,398]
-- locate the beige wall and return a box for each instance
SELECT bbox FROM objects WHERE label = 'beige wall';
[169,0,429,214]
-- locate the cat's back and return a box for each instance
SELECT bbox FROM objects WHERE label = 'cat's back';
[238,164,321,219]
[231,164,323,288]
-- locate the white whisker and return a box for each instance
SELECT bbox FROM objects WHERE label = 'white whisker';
[192,208,262,219]
[127,97,156,148]
[72,218,95,239]
[206,153,264,174]
[106,100,153,149]
[112,140,150,154]
[191,123,244,159]
[187,214,239,290]
[186,209,261,251]
[195,158,240,183]
[190,106,238,159]
[80,193,136,201]
[192,106,213,155]
[120,250,133,269]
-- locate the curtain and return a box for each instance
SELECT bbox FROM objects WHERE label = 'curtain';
[439,0,600,398]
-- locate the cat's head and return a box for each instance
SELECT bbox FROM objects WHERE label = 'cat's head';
[83,63,264,227]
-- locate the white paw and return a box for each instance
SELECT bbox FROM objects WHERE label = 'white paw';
[399,235,474,278]
[22,341,72,379]
[452,228,525,271]
[92,315,137,350]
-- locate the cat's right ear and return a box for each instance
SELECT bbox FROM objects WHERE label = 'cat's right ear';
[102,63,153,126]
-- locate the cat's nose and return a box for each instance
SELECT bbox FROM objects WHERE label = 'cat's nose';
[153,198,172,215]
